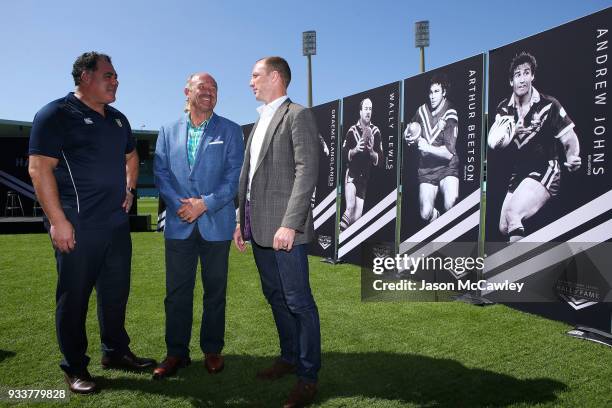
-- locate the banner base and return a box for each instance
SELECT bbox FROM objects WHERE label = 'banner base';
[321,257,344,265]
[566,326,612,347]
[455,293,495,306]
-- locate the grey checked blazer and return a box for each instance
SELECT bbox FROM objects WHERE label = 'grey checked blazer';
[238,98,319,247]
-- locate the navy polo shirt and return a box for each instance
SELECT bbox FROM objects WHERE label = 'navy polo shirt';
[29,92,135,229]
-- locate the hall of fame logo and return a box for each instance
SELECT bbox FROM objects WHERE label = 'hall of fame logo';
[318,235,332,250]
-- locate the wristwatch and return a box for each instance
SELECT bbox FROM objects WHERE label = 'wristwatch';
[127,187,137,196]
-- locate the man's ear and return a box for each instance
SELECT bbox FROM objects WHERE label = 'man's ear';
[80,71,90,85]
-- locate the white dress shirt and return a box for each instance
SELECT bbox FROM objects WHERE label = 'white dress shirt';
[247,95,288,199]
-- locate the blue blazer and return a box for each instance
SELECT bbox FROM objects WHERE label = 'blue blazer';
[154,112,244,240]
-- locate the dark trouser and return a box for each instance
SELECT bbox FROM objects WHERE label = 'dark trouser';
[164,227,230,358]
[54,221,132,375]
[251,241,321,383]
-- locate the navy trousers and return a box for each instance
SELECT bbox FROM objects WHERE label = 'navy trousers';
[251,240,321,383]
[164,227,230,358]
[54,220,132,375]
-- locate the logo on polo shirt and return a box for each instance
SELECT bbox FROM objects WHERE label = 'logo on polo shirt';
[84,118,93,124]
[115,118,123,127]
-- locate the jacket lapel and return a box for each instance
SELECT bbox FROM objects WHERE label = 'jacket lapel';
[244,118,258,164]
[190,113,217,174]
[254,98,290,175]
[176,115,190,180]
[240,119,258,196]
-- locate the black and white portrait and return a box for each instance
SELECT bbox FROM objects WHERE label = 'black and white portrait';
[340,98,384,231]
[400,55,484,252]
[404,73,460,224]
[339,82,399,265]
[488,51,581,243]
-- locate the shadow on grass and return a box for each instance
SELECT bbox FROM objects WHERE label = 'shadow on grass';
[0,350,16,363]
[97,352,566,407]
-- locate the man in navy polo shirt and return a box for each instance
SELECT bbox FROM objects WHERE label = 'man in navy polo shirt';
[28,52,155,394]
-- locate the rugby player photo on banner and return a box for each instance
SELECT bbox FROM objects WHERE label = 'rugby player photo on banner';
[391,55,484,300]
[309,100,339,259]
[338,82,400,265]
[484,7,611,313]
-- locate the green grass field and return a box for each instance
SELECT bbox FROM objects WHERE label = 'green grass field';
[137,197,160,230]
[0,233,610,407]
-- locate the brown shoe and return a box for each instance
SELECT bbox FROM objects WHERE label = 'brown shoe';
[283,380,318,408]
[152,356,191,380]
[256,358,297,380]
[204,353,224,374]
[64,371,96,394]
[101,351,157,371]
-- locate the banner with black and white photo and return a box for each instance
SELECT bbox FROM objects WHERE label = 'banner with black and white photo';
[309,100,340,259]
[338,82,400,265]
[0,138,36,216]
[394,55,485,299]
[156,196,166,232]
[241,123,254,146]
[484,7,612,324]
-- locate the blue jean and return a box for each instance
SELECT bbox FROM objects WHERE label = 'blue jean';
[251,240,321,383]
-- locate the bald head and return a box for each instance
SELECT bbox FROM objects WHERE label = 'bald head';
[186,72,218,90]
[184,72,218,120]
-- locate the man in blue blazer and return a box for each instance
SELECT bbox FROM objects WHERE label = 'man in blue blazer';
[153,72,244,379]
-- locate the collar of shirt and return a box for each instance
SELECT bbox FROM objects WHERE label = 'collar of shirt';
[431,99,448,116]
[356,120,370,130]
[507,87,541,108]
[256,95,288,118]
[68,92,111,117]
[187,113,210,131]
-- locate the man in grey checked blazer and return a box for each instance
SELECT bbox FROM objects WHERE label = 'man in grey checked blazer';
[233,56,321,408]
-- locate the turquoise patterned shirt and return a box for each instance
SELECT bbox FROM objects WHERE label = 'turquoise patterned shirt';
[187,116,209,168]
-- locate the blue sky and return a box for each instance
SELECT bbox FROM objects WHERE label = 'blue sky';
[1,0,610,130]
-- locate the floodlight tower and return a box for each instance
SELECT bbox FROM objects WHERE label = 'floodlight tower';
[303,30,316,107]
[415,21,430,73]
